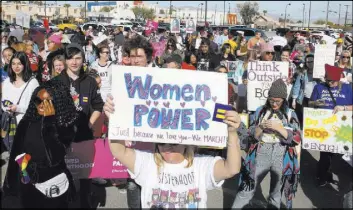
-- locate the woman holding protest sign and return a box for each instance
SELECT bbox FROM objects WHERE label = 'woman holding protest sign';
[103,94,241,208]
[309,64,353,187]
[232,79,302,209]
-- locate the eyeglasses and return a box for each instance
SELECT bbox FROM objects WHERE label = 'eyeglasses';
[101,51,110,54]
[341,56,350,59]
[265,52,275,55]
[269,99,283,105]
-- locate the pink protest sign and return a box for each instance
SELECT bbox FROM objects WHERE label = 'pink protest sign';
[145,20,158,36]
[65,139,153,179]
[151,40,166,58]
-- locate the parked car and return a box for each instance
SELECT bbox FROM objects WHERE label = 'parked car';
[229,27,268,41]
[310,30,325,37]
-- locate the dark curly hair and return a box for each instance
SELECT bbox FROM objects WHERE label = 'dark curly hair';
[123,35,153,63]
[22,78,78,127]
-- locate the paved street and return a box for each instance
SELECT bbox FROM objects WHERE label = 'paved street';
[1,148,351,208]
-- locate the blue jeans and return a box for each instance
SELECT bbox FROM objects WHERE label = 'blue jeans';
[126,178,141,209]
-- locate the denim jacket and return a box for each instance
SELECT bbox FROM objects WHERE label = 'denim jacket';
[291,71,318,105]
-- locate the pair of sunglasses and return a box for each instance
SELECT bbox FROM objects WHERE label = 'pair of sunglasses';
[341,56,350,59]
[265,52,275,55]
[33,97,53,105]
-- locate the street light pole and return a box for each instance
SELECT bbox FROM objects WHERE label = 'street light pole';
[284,3,291,28]
[205,1,207,25]
[44,0,47,19]
[223,1,225,25]
[325,1,329,28]
[302,3,305,28]
[200,4,203,21]
[169,0,172,19]
[214,4,217,25]
[344,5,349,26]
[308,1,311,29]
[338,4,341,25]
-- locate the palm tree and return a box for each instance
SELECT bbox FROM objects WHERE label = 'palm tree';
[63,4,70,18]
[263,10,267,16]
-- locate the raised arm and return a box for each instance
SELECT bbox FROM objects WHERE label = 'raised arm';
[213,110,241,182]
[104,94,136,173]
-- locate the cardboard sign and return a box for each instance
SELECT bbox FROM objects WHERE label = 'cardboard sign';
[170,18,180,33]
[313,44,336,79]
[16,11,30,28]
[185,19,196,33]
[108,66,228,147]
[65,139,153,179]
[220,61,240,80]
[246,61,289,111]
[302,107,352,155]
[92,34,108,46]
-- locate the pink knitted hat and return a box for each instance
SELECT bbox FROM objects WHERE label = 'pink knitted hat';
[48,34,62,44]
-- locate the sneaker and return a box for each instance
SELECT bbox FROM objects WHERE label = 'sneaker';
[92,178,107,185]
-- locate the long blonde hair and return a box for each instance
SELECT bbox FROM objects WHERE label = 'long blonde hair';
[339,50,352,68]
[154,144,195,174]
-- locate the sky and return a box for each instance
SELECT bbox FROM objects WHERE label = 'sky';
[66,1,352,24]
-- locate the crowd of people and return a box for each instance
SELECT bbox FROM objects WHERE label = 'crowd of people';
[0,23,352,209]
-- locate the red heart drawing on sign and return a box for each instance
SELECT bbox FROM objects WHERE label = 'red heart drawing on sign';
[146,100,151,106]
[212,96,217,102]
[180,102,186,108]
[154,101,159,106]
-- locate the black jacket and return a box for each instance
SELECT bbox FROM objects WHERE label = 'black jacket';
[55,71,104,142]
[3,116,76,197]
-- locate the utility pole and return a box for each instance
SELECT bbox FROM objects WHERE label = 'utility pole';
[214,4,217,25]
[169,0,172,19]
[205,1,207,25]
[338,4,341,25]
[85,0,87,21]
[44,0,47,19]
[223,1,225,25]
[302,3,305,28]
[325,1,329,28]
[200,4,203,21]
[344,4,349,26]
[308,1,311,29]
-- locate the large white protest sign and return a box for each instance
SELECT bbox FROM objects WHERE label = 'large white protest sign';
[16,11,30,28]
[302,107,352,155]
[108,66,229,147]
[313,44,336,79]
[247,61,289,111]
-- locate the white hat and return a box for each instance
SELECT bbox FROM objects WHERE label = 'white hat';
[237,31,244,35]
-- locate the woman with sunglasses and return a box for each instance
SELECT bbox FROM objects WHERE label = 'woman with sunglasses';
[335,50,352,84]
[309,64,353,187]
[260,43,275,61]
[89,44,112,102]
[3,79,78,208]
[103,95,241,208]
[161,37,184,66]
[232,79,301,209]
